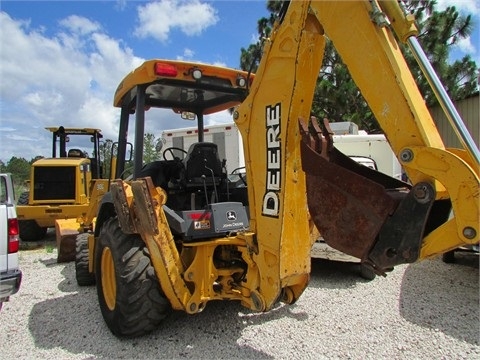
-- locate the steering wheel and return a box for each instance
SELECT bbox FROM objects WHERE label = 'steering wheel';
[163,147,187,161]
[230,167,247,186]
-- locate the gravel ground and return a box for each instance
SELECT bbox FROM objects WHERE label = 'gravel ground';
[0,233,478,360]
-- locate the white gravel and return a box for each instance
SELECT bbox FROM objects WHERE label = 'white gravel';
[0,234,478,360]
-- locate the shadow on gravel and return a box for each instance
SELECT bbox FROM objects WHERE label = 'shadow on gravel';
[19,228,57,251]
[27,277,305,358]
[27,293,281,359]
[24,229,309,358]
[308,258,369,289]
[399,255,479,345]
[36,257,79,293]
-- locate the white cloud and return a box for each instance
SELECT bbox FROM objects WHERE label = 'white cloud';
[134,0,218,42]
[115,0,128,12]
[211,60,227,67]
[205,110,235,126]
[176,47,195,60]
[0,12,144,161]
[455,36,476,54]
[0,4,237,163]
[183,48,195,58]
[433,0,480,66]
[77,96,120,136]
[436,0,480,14]
[59,15,101,35]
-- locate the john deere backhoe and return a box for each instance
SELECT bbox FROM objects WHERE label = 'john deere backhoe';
[76,0,479,338]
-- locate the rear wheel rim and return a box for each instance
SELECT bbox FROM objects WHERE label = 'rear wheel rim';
[101,247,116,311]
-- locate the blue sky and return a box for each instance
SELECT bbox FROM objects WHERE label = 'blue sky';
[0,0,478,162]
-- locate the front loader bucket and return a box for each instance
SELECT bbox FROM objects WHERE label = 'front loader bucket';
[299,118,432,275]
[55,218,81,263]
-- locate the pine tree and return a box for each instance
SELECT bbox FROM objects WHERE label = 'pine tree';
[402,1,478,106]
[239,0,478,132]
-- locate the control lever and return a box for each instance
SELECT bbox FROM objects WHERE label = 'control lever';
[222,158,229,201]
[204,159,218,203]
[200,175,209,205]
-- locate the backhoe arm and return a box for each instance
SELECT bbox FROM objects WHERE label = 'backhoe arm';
[235,1,326,308]
[236,0,478,301]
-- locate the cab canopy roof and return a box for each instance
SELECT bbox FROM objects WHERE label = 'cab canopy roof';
[45,127,102,136]
[114,59,253,115]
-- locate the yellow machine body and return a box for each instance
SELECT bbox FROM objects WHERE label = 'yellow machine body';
[81,1,478,338]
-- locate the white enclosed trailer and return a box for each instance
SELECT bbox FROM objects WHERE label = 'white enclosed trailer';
[160,123,245,173]
[333,134,403,180]
[328,121,403,180]
[161,121,402,178]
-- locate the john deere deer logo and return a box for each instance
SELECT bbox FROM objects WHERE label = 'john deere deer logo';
[226,211,237,221]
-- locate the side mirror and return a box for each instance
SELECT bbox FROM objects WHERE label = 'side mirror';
[181,112,196,120]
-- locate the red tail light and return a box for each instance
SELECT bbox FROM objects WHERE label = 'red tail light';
[8,218,19,253]
[188,211,211,220]
[154,63,178,77]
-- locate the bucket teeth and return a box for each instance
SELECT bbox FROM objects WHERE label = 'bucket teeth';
[299,116,333,157]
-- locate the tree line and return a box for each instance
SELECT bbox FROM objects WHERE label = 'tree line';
[239,0,478,133]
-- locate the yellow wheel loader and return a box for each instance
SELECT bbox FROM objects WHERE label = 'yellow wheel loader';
[15,126,110,262]
[77,1,478,338]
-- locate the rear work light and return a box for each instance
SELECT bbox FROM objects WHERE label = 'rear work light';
[154,62,178,77]
[8,218,19,253]
[236,76,246,87]
[192,68,202,80]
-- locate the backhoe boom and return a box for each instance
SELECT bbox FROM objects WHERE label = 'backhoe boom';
[236,0,478,283]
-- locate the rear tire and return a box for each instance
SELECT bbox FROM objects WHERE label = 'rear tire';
[17,192,48,241]
[95,217,171,338]
[75,233,95,286]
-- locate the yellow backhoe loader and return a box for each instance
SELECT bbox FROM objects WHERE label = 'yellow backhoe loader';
[16,126,110,262]
[75,0,478,338]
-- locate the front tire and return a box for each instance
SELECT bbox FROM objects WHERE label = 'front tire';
[17,192,48,241]
[75,233,95,286]
[95,217,171,337]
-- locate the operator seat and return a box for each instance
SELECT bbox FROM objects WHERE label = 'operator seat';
[183,142,224,189]
[67,148,86,158]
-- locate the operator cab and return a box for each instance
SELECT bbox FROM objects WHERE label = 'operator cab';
[115,60,254,241]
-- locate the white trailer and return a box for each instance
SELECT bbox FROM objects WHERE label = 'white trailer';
[328,121,402,180]
[160,123,244,173]
[161,121,402,179]
[333,134,403,180]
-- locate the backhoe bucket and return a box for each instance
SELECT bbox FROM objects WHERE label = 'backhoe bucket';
[55,218,81,263]
[299,118,426,275]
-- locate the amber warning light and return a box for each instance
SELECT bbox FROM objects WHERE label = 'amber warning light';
[154,63,178,77]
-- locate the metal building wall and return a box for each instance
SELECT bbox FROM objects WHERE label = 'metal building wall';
[429,93,479,149]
